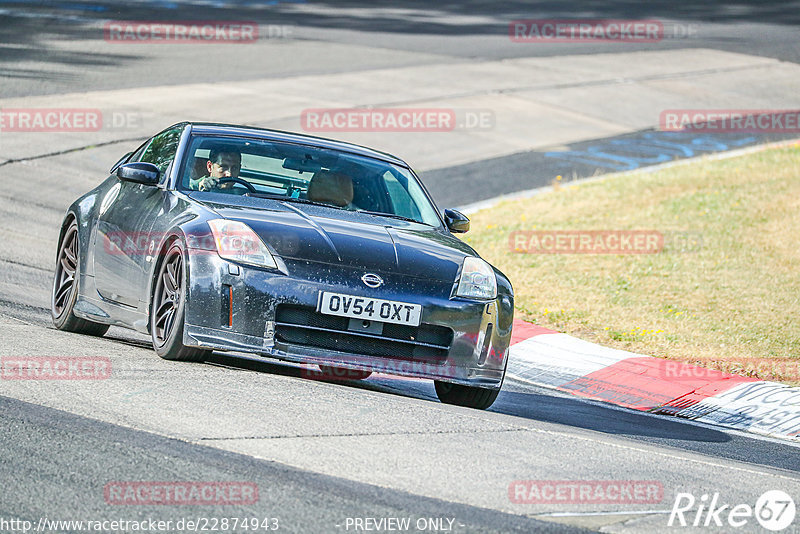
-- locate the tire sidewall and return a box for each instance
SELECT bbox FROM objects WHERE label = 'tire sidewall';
[151,241,188,356]
[51,221,80,328]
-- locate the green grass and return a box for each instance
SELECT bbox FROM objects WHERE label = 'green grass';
[461,143,800,384]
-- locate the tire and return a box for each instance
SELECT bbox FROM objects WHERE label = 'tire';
[150,240,208,362]
[318,365,372,380]
[434,380,500,410]
[51,220,110,337]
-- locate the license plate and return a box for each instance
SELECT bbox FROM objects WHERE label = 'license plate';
[317,292,422,326]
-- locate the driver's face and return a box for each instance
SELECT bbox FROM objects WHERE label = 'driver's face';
[207,153,241,179]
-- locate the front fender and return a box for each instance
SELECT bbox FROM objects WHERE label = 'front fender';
[142,202,219,332]
[59,176,117,283]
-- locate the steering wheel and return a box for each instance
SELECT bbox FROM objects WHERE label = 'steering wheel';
[218,177,257,193]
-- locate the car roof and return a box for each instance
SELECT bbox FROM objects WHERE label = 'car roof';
[183,122,409,167]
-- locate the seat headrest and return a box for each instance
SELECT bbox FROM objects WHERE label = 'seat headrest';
[307,171,354,207]
[191,157,208,179]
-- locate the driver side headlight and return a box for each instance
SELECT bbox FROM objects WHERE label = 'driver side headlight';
[207,219,277,269]
[456,256,497,299]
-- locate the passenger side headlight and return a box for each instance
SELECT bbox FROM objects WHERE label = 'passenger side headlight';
[207,219,277,269]
[456,256,497,299]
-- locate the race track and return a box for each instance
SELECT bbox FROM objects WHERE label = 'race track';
[1,2,799,532]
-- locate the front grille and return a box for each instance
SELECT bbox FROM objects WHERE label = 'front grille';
[274,305,453,361]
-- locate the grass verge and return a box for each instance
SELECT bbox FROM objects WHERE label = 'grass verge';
[461,143,800,385]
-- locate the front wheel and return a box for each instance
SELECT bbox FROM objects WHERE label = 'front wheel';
[434,381,500,410]
[51,220,109,337]
[150,241,208,362]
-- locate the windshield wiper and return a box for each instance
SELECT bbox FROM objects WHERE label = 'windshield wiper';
[355,210,429,226]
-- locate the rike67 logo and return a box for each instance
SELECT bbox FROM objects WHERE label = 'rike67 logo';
[669,490,796,531]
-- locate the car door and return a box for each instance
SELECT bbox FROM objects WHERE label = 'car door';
[93,126,184,308]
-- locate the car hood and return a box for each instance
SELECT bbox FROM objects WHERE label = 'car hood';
[192,194,476,281]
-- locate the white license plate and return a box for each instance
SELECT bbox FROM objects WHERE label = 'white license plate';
[318,292,422,327]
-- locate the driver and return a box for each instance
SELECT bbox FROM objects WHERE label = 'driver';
[188,146,242,192]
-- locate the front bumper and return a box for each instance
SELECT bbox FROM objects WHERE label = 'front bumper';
[182,252,513,389]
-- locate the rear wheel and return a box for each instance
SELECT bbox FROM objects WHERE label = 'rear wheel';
[434,381,499,410]
[150,241,208,362]
[51,220,109,337]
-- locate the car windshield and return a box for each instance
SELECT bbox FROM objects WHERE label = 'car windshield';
[179,135,442,227]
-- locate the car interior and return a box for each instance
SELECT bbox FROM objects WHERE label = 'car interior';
[181,137,428,224]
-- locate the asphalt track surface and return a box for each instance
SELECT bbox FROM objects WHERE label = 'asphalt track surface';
[425,129,800,207]
[2,0,800,98]
[1,2,800,533]
[0,395,568,534]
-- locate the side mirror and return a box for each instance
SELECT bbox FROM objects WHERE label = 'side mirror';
[444,208,470,233]
[117,162,160,186]
[109,152,133,174]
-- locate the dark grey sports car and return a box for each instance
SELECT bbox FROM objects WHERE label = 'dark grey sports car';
[51,122,514,409]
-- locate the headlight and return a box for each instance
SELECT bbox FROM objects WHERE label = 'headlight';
[207,219,277,269]
[456,256,497,299]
